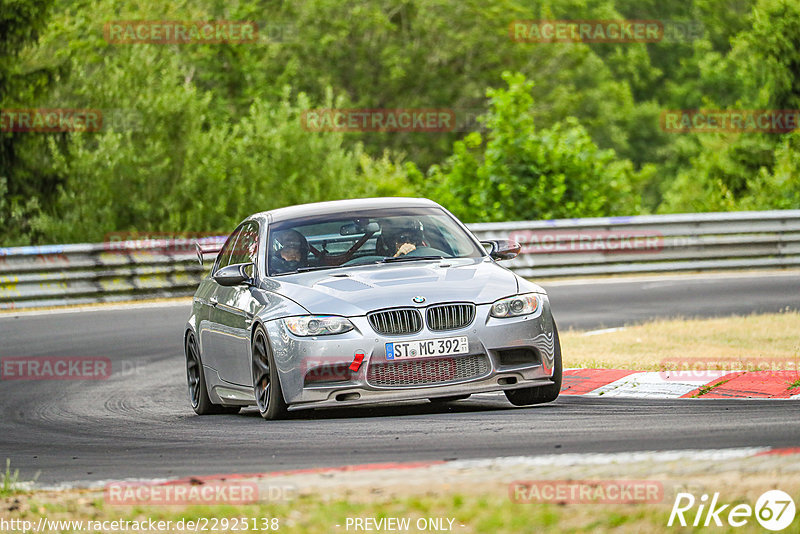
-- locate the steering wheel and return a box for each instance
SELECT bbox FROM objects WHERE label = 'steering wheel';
[309,231,376,266]
[402,246,449,257]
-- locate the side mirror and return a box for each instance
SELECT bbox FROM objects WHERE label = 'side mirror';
[481,240,521,261]
[213,263,254,287]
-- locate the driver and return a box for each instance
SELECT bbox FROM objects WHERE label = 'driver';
[270,229,309,274]
[385,221,425,257]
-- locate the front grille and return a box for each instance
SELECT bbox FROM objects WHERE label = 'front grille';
[426,303,475,331]
[367,354,490,387]
[368,308,422,335]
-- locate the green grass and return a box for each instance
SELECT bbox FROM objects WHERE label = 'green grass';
[789,379,800,390]
[692,378,733,398]
[9,490,799,533]
[562,311,800,370]
[1,459,22,497]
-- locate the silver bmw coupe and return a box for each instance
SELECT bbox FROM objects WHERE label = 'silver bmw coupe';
[184,197,561,419]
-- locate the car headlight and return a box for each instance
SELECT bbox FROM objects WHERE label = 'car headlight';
[283,316,355,336]
[490,294,540,318]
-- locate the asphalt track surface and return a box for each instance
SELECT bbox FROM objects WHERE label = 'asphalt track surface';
[1,271,798,485]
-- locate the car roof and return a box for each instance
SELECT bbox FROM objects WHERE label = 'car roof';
[252,197,443,224]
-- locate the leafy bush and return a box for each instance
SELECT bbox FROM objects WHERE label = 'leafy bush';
[419,72,650,222]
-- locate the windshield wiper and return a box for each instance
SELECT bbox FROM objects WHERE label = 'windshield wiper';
[294,264,346,273]
[381,255,443,263]
[278,256,444,274]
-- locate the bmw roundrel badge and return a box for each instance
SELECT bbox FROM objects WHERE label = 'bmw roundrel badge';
[412,296,426,303]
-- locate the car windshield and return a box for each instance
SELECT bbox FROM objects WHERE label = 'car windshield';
[267,207,484,276]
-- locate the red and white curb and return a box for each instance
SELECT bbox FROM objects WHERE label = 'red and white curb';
[561,369,800,399]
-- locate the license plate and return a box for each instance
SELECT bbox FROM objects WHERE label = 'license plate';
[385,336,469,360]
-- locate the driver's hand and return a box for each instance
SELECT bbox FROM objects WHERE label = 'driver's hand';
[394,243,416,257]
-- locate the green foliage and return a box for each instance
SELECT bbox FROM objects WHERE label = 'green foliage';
[660,0,800,212]
[423,73,648,222]
[33,81,377,242]
[739,132,800,209]
[167,91,370,232]
[2,0,800,245]
[0,0,59,245]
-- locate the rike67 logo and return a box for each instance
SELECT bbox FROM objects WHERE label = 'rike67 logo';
[669,490,796,531]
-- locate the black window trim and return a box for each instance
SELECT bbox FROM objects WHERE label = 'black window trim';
[212,220,261,278]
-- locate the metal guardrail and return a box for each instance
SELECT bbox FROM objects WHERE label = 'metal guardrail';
[1,210,799,310]
[471,209,800,278]
[0,237,226,310]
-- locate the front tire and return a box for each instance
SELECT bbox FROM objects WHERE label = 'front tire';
[252,325,287,420]
[505,320,562,406]
[186,332,241,415]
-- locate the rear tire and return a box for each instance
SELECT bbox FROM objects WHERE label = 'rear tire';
[505,321,562,406]
[252,325,288,420]
[185,332,241,415]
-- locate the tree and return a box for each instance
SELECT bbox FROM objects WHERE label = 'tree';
[420,72,650,222]
[0,0,57,245]
[659,0,800,212]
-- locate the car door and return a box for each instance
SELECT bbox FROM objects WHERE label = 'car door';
[199,225,243,380]
[208,222,260,386]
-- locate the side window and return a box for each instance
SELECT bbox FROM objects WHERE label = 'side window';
[229,222,259,266]
[214,227,244,273]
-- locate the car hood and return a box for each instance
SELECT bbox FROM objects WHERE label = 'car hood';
[266,258,521,316]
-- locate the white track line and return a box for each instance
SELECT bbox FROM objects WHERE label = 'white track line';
[0,299,192,319]
[582,327,626,336]
[447,447,772,469]
[540,269,800,287]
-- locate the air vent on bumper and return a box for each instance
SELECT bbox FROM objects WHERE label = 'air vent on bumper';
[367,355,490,387]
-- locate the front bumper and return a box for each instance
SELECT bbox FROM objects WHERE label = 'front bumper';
[264,297,556,411]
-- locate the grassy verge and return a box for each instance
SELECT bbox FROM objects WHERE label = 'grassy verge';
[6,453,800,533]
[561,311,800,370]
[1,460,22,498]
[6,489,799,533]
